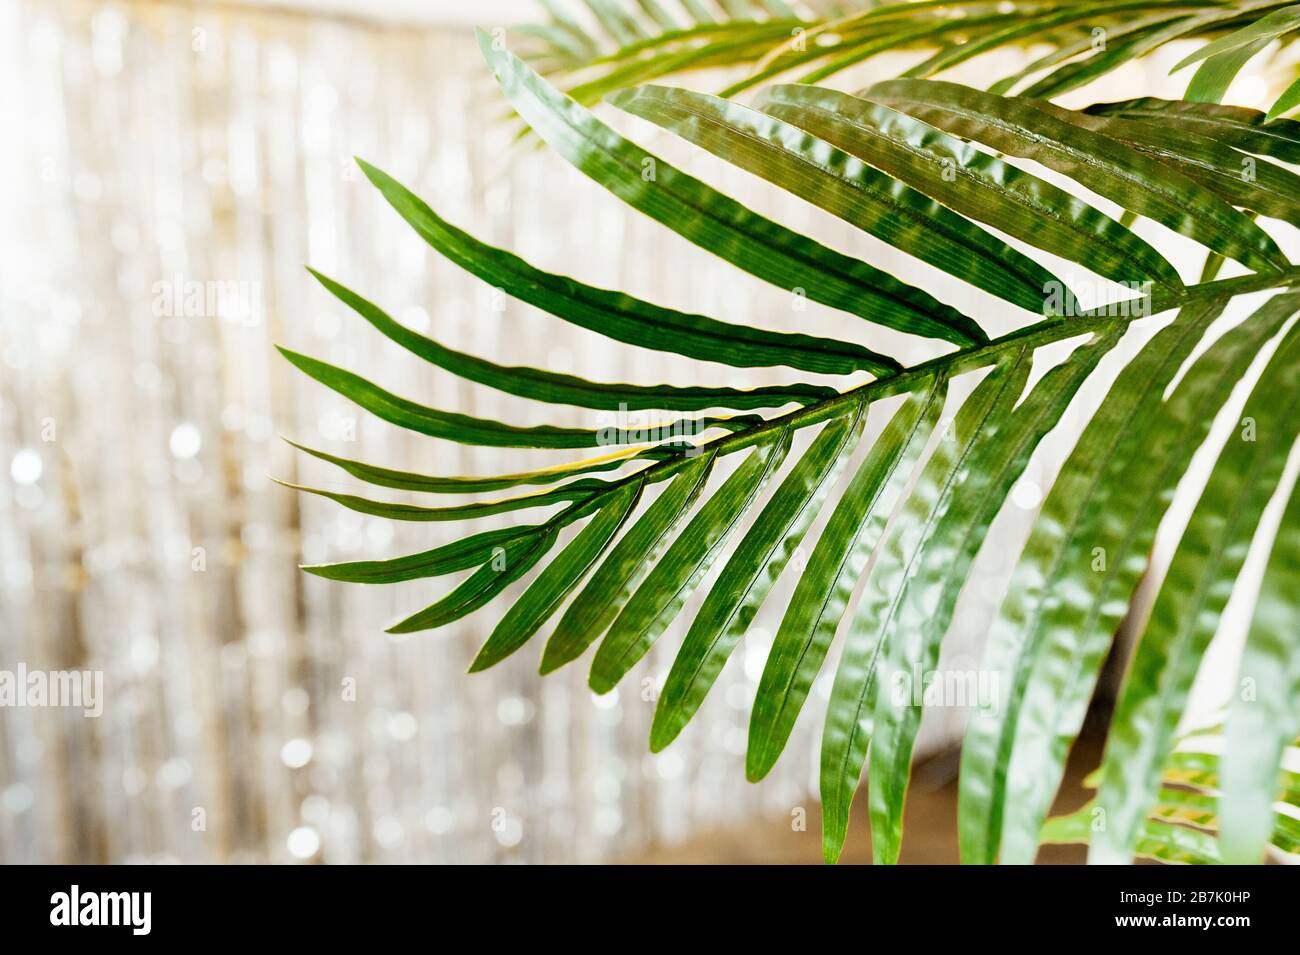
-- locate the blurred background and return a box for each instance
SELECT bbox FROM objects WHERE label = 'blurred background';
[0,0,1289,863]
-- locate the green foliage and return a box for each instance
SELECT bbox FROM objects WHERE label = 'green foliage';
[515,0,1300,117]
[283,9,1300,863]
[1043,731,1300,862]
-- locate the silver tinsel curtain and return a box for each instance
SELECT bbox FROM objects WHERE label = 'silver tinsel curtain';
[1,0,1272,864]
[1,0,892,864]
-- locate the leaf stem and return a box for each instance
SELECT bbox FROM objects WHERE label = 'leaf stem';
[610,264,1300,491]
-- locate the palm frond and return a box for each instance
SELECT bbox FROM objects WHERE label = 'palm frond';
[1043,736,1300,863]
[515,0,1300,117]
[282,34,1300,864]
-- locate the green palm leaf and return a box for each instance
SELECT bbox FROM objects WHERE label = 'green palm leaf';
[748,376,946,781]
[754,85,1184,291]
[608,84,1066,314]
[388,526,562,634]
[1268,75,1300,118]
[518,0,1300,108]
[1035,101,1300,228]
[478,31,985,349]
[280,19,1300,865]
[1045,742,1300,862]
[864,79,1287,274]
[357,159,889,377]
[979,291,1300,865]
[1169,3,1300,75]
[590,431,790,691]
[470,478,644,670]
[1219,383,1300,865]
[651,406,867,751]
[1088,293,1300,863]
[287,438,668,494]
[541,450,717,672]
[308,267,833,412]
[1084,97,1300,164]
[278,479,602,522]
[958,291,1235,865]
[1186,35,1274,103]
[861,330,1122,864]
[302,522,556,584]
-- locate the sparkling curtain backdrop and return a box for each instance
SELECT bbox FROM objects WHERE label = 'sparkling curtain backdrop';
[1,0,882,864]
[0,0,1279,864]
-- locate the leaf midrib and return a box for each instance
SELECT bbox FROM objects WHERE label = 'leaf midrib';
[489,268,1300,587]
